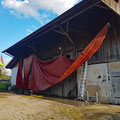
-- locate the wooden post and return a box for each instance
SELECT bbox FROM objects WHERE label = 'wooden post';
[87,91,89,101]
[96,92,99,103]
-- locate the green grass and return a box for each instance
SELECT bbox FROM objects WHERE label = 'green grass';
[0,83,10,91]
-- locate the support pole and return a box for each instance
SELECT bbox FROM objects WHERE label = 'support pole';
[87,91,89,101]
[96,92,99,103]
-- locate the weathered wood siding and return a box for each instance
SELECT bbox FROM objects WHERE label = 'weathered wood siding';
[102,0,120,15]
[71,6,120,64]
[89,14,120,64]
[35,6,120,65]
[41,72,77,98]
[39,6,120,98]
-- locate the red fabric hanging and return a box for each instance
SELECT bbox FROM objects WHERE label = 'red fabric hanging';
[16,61,24,89]
[58,24,109,82]
[16,56,33,90]
[23,55,33,89]
[28,56,74,91]
[16,24,109,92]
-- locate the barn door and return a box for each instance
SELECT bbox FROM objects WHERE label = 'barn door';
[111,69,120,104]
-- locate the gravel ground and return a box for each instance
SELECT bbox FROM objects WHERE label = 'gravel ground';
[0,93,120,120]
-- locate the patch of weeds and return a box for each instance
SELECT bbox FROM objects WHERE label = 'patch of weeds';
[83,113,107,120]
[51,104,83,120]
[46,116,57,120]
[83,113,120,120]
[0,94,6,99]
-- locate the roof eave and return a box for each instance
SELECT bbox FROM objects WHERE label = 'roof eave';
[2,0,101,56]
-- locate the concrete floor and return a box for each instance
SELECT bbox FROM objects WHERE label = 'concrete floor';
[0,92,120,120]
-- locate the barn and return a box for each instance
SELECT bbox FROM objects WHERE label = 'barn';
[4,0,120,104]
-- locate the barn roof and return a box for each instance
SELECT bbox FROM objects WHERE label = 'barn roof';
[4,0,120,68]
[6,58,18,69]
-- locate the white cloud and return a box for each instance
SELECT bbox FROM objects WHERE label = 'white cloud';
[1,0,80,22]
[26,29,33,35]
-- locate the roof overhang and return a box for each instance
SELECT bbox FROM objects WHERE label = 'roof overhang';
[3,0,102,56]
[3,0,120,65]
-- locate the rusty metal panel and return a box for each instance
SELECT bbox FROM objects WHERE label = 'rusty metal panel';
[102,0,120,15]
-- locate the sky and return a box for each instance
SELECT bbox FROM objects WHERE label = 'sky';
[0,0,81,69]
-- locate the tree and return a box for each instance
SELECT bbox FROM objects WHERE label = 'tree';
[0,65,10,80]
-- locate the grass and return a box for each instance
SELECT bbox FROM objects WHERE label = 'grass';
[0,83,10,91]
[0,72,10,91]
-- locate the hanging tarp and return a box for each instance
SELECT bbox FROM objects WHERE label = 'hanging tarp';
[58,23,110,82]
[16,61,24,89]
[29,56,74,91]
[16,56,74,90]
[16,23,109,92]
[23,55,33,89]
[16,56,33,90]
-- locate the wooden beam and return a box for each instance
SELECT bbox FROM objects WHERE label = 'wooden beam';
[102,0,120,15]
[53,25,76,47]
[95,4,111,10]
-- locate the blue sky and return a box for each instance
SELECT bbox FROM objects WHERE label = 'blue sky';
[0,0,80,66]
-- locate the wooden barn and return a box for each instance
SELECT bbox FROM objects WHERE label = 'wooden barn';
[4,0,120,104]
